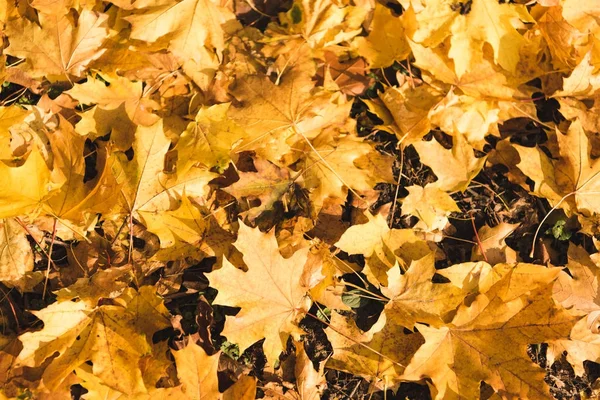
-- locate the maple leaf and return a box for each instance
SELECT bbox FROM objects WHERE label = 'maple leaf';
[381,253,466,330]
[554,51,600,98]
[125,0,238,64]
[108,120,216,218]
[5,10,109,79]
[402,263,576,399]
[294,131,394,208]
[75,359,187,399]
[472,222,519,264]
[320,52,372,96]
[0,106,32,160]
[228,68,353,163]
[353,4,410,69]
[0,218,34,286]
[269,0,367,50]
[223,159,295,221]
[376,81,444,144]
[335,212,432,286]
[292,341,327,400]
[15,286,171,394]
[406,0,534,75]
[510,119,600,221]
[208,221,311,364]
[66,74,160,151]
[545,245,600,375]
[222,375,257,400]
[172,342,220,400]
[413,133,486,192]
[408,40,537,100]
[401,184,460,232]
[139,193,206,249]
[42,115,118,228]
[537,5,590,69]
[325,311,424,391]
[553,244,600,314]
[0,146,60,219]
[553,119,600,216]
[561,0,600,37]
[176,103,244,173]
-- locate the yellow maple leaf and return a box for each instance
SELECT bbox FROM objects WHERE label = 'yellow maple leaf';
[223,159,295,222]
[15,286,171,394]
[228,68,353,163]
[406,0,534,75]
[515,119,600,219]
[0,106,31,160]
[325,311,424,391]
[172,342,220,400]
[66,74,160,151]
[207,221,311,364]
[547,244,600,376]
[139,193,206,248]
[413,133,486,192]
[108,120,216,218]
[376,81,443,144]
[353,4,410,68]
[296,131,392,208]
[222,375,257,400]
[176,103,244,173]
[382,253,466,329]
[401,184,460,232]
[472,222,519,265]
[270,0,367,50]
[0,146,60,219]
[5,10,109,79]
[125,0,238,64]
[402,264,577,399]
[335,212,431,286]
[553,244,600,314]
[0,218,34,286]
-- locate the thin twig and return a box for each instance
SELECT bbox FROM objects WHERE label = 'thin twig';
[42,218,58,300]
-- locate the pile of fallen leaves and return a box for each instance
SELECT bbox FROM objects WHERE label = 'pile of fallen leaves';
[2,0,600,399]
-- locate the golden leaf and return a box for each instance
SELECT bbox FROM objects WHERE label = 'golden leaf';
[208,221,311,364]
